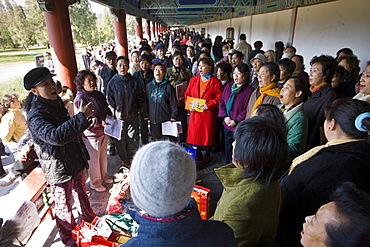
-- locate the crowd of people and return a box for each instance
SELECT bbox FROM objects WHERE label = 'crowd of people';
[1,29,370,247]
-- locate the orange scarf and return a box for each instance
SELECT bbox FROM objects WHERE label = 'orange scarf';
[199,77,210,97]
[250,83,280,116]
[310,82,327,93]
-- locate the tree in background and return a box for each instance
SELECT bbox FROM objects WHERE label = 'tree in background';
[25,0,49,48]
[98,8,115,44]
[69,0,99,46]
[3,0,33,51]
[0,1,14,50]
[126,14,135,35]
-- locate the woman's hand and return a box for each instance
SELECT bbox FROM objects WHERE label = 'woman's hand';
[228,120,236,127]
[199,104,208,111]
[80,100,95,118]
[224,117,232,125]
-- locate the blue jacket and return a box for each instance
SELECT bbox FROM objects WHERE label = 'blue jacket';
[122,199,238,247]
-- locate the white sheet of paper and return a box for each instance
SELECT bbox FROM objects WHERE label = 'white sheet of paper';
[161,121,182,137]
[104,115,123,140]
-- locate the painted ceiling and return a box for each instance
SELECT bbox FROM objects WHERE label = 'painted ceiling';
[92,0,335,27]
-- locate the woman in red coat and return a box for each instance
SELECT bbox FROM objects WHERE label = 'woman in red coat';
[184,57,223,166]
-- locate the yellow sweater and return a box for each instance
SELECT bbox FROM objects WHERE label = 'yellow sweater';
[0,109,26,143]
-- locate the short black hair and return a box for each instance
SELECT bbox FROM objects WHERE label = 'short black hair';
[139,46,152,54]
[232,50,244,60]
[285,45,296,54]
[262,62,280,82]
[116,55,129,65]
[187,45,194,52]
[197,50,210,61]
[310,55,337,83]
[254,104,287,135]
[131,50,139,56]
[275,41,284,51]
[172,51,184,62]
[325,182,370,247]
[216,61,233,78]
[278,58,296,81]
[335,48,353,60]
[289,77,309,102]
[254,40,263,50]
[172,44,181,50]
[139,54,152,64]
[292,55,305,70]
[239,33,246,40]
[324,98,370,140]
[233,62,250,84]
[233,117,288,186]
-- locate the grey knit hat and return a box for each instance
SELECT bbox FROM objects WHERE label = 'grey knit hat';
[250,53,267,65]
[130,141,196,218]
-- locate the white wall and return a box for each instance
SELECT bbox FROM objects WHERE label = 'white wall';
[188,0,370,71]
[294,0,370,71]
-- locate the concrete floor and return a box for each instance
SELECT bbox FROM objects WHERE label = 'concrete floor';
[1,145,226,246]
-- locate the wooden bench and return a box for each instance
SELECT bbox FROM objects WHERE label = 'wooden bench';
[20,165,54,221]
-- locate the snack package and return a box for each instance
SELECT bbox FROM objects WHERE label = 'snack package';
[191,185,210,220]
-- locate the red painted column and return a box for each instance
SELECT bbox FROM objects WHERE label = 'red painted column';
[43,0,77,92]
[151,21,155,40]
[135,17,143,44]
[145,19,151,41]
[114,9,128,57]
[155,23,159,36]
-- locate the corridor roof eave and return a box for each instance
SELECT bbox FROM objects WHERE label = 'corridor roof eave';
[90,0,336,28]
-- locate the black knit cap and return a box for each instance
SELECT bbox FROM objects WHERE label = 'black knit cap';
[23,67,56,90]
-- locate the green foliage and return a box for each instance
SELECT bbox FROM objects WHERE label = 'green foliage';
[0,1,14,49]
[69,0,99,46]
[126,15,135,36]
[98,8,115,44]
[4,0,33,50]
[25,0,49,47]
[0,0,48,50]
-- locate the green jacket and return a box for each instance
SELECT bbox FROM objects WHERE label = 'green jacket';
[278,103,308,165]
[212,164,280,247]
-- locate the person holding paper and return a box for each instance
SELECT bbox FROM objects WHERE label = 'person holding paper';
[184,57,223,166]
[106,56,147,167]
[146,63,177,141]
[74,70,113,192]
[166,50,192,143]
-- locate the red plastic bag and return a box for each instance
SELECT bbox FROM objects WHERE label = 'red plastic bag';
[72,220,119,247]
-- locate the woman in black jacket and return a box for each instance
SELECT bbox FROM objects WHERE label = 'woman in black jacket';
[106,56,147,166]
[278,98,370,247]
[23,67,96,247]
